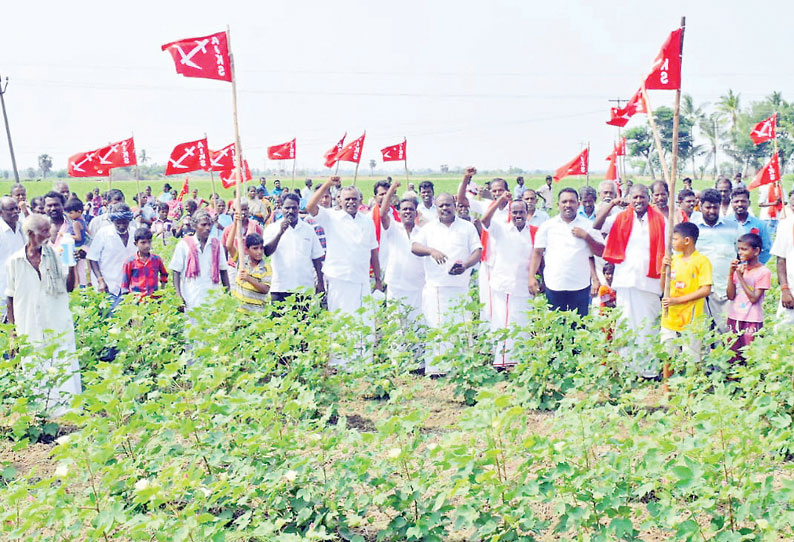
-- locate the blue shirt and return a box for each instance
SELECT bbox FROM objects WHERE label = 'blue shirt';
[577,207,596,222]
[691,215,741,298]
[734,214,772,264]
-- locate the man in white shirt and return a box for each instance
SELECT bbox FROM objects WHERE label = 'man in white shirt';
[482,193,536,367]
[599,184,668,365]
[417,181,437,221]
[457,168,510,322]
[536,176,553,210]
[379,180,425,323]
[0,196,25,320]
[771,189,794,326]
[87,189,126,237]
[529,188,603,317]
[300,179,314,201]
[87,203,138,312]
[412,193,482,375]
[307,177,382,366]
[522,189,550,227]
[263,193,325,304]
[10,184,29,218]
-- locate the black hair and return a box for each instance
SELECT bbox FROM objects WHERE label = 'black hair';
[730,187,750,200]
[163,183,172,191]
[418,181,434,192]
[579,186,597,199]
[545,175,553,181]
[43,190,65,205]
[374,180,391,195]
[107,188,124,203]
[650,180,669,194]
[673,221,699,242]
[700,188,722,206]
[64,198,84,213]
[603,262,615,274]
[282,193,300,205]
[245,233,264,248]
[157,202,170,213]
[558,187,579,201]
[185,200,198,215]
[490,178,509,191]
[738,232,762,251]
[134,227,153,242]
[716,177,733,189]
[682,177,693,184]
[677,188,695,201]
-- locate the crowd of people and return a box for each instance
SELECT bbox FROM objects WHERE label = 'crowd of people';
[1,169,792,412]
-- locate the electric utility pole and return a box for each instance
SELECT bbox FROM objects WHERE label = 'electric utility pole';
[0,74,20,183]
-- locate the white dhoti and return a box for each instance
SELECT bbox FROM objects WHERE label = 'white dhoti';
[616,287,662,377]
[776,303,794,329]
[478,265,492,321]
[705,293,730,333]
[490,290,531,367]
[326,277,374,368]
[387,286,423,324]
[422,285,469,375]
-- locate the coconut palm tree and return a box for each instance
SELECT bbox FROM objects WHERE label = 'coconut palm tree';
[717,90,741,137]
[699,112,726,179]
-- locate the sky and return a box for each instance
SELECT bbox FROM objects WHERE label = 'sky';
[1,0,793,175]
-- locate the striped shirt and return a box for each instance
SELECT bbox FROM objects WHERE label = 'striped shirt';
[232,257,271,312]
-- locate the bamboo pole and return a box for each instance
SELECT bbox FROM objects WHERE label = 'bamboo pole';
[291,158,296,190]
[205,133,217,198]
[404,137,409,184]
[661,17,686,385]
[353,161,360,186]
[586,142,590,186]
[227,26,246,261]
[773,134,787,219]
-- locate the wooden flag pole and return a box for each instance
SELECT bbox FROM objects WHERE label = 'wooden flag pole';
[205,132,217,198]
[585,141,590,186]
[404,137,409,183]
[132,132,142,205]
[773,133,787,219]
[642,87,672,187]
[353,161,360,186]
[291,157,296,190]
[227,25,246,261]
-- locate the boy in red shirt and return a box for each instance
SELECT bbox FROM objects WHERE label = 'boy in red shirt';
[121,228,169,298]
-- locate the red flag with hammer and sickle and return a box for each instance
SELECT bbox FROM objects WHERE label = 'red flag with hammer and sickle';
[67,150,110,177]
[95,137,137,168]
[750,114,777,145]
[208,143,236,172]
[267,139,296,160]
[165,138,209,176]
[162,31,232,82]
[220,160,252,188]
[381,140,407,162]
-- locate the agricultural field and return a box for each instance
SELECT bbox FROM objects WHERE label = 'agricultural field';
[2,267,794,541]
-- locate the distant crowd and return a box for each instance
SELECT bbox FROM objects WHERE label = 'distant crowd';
[2,169,793,414]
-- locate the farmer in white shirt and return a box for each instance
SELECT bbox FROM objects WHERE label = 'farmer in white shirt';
[482,193,537,367]
[379,180,425,323]
[87,203,137,312]
[529,188,603,317]
[0,196,25,320]
[412,193,482,375]
[263,193,325,304]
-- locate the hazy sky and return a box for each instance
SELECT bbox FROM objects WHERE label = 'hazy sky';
[2,0,792,174]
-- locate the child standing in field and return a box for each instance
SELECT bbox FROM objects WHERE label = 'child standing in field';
[660,222,713,363]
[151,203,173,246]
[65,198,89,287]
[232,233,272,313]
[121,228,169,299]
[598,262,617,310]
[726,233,770,362]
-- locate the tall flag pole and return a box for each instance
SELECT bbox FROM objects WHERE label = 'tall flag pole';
[204,133,217,198]
[226,26,246,259]
[586,142,591,186]
[403,137,408,183]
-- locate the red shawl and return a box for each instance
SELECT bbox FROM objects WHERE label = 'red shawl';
[603,206,666,279]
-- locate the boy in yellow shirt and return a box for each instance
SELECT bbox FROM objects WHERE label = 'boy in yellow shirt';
[660,222,713,362]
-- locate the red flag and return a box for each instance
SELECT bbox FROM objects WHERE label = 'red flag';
[95,137,137,168]
[161,31,232,82]
[381,140,406,162]
[177,179,190,202]
[615,137,627,156]
[209,143,236,172]
[165,138,209,176]
[607,107,631,127]
[748,153,781,189]
[220,160,252,189]
[750,114,777,145]
[267,139,296,160]
[67,150,110,177]
[336,132,366,164]
[323,134,346,168]
[605,151,617,181]
[644,28,683,90]
[553,148,589,182]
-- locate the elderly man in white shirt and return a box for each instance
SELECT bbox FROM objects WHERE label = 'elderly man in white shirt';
[529,188,604,317]
[412,193,482,375]
[482,193,536,367]
[457,167,510,322]
[379,180,425,322]
[263,193,325,304]
[597,184,668,369]
[87,203,137,312]
[0,196,25,320]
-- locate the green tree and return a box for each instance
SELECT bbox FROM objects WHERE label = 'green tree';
[681,95,707,177]
[699,112,726,179]
[652,106,694,177]
[38,154,53,179]
[369,159,376,176]
[625,125,655,179]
